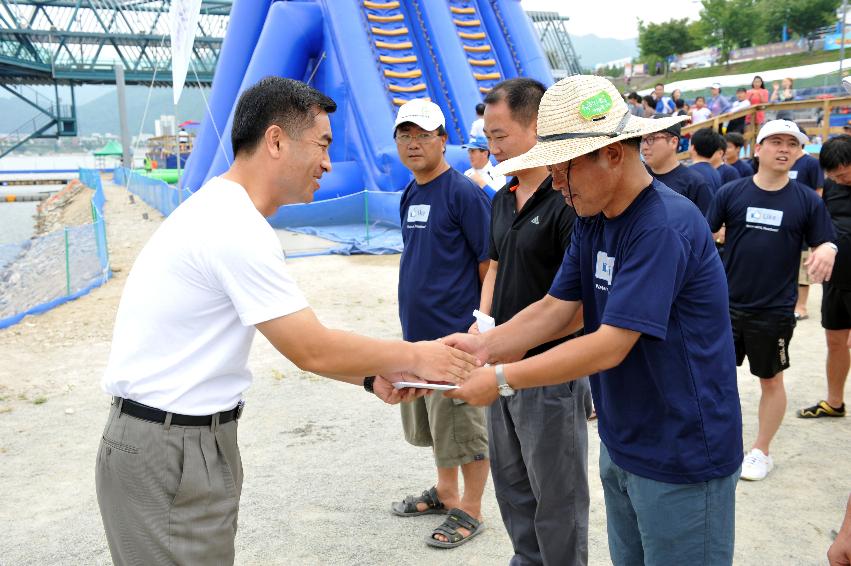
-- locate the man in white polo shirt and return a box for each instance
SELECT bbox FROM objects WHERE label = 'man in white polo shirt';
[96,77,478,565]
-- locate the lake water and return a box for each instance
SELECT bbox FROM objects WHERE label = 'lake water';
[0,202,39,245]
[0,153,107,246]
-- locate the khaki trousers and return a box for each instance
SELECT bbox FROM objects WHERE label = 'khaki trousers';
[96,402,243,565]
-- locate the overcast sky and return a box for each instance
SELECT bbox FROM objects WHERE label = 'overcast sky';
[520,0,701,40]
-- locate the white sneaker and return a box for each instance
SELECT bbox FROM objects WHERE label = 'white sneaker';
[740,448,774,481]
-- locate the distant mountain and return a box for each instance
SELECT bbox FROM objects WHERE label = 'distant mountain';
[571,34,638,69]
[0,86,211,136]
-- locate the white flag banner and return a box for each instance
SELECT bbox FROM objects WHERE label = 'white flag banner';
[169,0,204,105]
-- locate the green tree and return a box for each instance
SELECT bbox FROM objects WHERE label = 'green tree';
[759,0,841,50]
[699,0,761,65]
[638,18,699,74]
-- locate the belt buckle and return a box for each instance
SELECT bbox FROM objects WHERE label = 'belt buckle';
[235,400,245,420]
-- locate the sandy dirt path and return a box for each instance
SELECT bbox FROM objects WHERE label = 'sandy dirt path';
[0,177,848,565]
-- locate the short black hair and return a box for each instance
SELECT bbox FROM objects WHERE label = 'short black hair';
[231,76,337,157]
[675,98,685,109]
[725,132,745,148]
[655,83,664,89]
[475,102,485,116]
[695,96,705,104]
[626,91,641,103]
[736,87,747,93]
[820,134,851,171]
[643,95,655,107]
[484,78,546,127]
[691,128,723,158]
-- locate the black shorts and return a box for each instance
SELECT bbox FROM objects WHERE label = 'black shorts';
[822,283,851,330]
[730,309,796,378]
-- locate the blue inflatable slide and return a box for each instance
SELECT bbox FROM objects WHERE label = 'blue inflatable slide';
[183,0,553,252]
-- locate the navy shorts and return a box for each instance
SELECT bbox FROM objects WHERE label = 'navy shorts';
[730,309,796,379]
[822,283,851,330]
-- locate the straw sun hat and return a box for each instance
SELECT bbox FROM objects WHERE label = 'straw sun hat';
[493,75,689,176]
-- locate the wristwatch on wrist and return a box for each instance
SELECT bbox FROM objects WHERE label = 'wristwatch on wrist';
[494,364,515,397]
[363,376,376,394]
[824,242,839,253]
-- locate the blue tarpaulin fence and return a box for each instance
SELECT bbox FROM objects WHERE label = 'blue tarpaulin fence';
[114,167,192,217]
[0,169,111,329]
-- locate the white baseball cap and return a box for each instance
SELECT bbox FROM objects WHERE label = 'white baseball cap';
[394,99,445,132]
[756,119,809,146]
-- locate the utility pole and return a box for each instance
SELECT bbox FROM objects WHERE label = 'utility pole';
[841,0,848,82]
[114,65,132,172]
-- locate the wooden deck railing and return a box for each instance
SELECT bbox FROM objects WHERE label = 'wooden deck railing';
[675,96,851,159]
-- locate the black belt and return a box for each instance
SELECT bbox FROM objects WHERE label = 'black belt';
[115,397,244,426]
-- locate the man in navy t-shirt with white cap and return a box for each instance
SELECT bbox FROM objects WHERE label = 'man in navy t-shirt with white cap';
[391,99,493,549]
[707,119,837,481]
[443,75,743,565]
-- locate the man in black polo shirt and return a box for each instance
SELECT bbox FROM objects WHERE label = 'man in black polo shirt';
[798,134,851,419]
[477,78,592,565]
[642,119,714,215]
[707,120,837,481]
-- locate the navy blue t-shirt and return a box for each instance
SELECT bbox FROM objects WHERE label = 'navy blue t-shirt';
[789,153,823,191]
[730,159,754,178]
[690,161,722,193]
[398,167,491,341]
[706,178,836,312]
[718,163,741,184]
[648,164,714,215]
[548,180,742,484]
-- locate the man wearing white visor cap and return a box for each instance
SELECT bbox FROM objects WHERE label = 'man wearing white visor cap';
[443,75,743,565]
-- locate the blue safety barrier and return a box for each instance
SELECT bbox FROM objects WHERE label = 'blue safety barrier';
[0,169,111,329]
[114,167,192,217]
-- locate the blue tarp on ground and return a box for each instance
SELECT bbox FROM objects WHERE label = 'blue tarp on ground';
[113,168,404,256]
[270,190,403,256]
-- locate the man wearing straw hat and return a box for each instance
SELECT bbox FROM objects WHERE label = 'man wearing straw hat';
[443,75,743,565]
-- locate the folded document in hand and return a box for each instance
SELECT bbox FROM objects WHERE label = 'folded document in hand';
[393,382,459,391]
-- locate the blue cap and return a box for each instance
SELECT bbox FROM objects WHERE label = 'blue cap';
[462,135,489,151]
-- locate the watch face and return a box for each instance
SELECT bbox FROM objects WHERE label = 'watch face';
[498,384,515,397]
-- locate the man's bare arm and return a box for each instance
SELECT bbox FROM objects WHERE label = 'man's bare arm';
[256,308,478,383]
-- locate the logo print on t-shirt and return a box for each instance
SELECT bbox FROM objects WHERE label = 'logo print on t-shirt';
[595,251,614,285]
[407,204,431,224]
[788,170,798,180]
[530,216,540,225]
[746,206,783,227]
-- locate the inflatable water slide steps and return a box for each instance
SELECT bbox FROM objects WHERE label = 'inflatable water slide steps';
[183,0,556,201]
[363,1,433,107]
[447,0,502,95]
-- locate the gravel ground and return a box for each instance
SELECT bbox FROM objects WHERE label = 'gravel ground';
[0,176,848,565]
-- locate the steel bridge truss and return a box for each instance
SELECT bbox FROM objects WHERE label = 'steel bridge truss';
[0,0,229,85]
[526,10,582,79]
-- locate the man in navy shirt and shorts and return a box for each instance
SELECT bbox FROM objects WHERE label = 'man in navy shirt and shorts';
[444,75,744,565]
[798,134,851,419]
[707,119,837,481]
[390,99,493,549]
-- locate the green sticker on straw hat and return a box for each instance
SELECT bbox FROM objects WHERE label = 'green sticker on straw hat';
[579,91,613,120]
